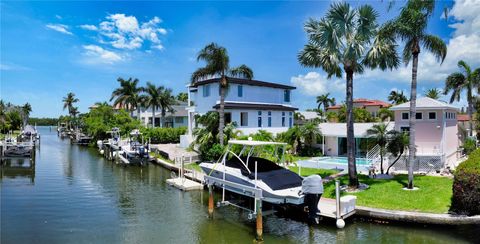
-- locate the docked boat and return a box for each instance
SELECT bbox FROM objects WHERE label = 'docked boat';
[200,139,308,205]
[20,125,39,143]
[72,130,92,145]
[117,129,150,166]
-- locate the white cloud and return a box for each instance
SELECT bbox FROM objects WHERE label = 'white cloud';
[291,72,345,96]
[46,24,73,35]
[79,24,98,31]
[55,15,62,20]
[82,45,123,64]
[82,14,167,50]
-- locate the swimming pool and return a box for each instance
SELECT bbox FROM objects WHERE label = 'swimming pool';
[297,157,372,172]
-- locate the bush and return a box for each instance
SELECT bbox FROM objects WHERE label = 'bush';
[450,149,480,216]
[462,138,477,155]
[142,127,187,144]
[298,146,323,157]
[199,143,225,161]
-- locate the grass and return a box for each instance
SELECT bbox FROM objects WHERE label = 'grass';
[185,163,203,172]
[290,155,312,162]
[288,166,339,178]
[322,174,453,213]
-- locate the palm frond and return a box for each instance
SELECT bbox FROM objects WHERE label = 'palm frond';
[457,60,471,76]
[363,34,399,70]
[421,34,447,64]
[229,65,253,80]
[444,72,466,103]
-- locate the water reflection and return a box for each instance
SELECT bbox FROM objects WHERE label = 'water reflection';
[1,158,35,184]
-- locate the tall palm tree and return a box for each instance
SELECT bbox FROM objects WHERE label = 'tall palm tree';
[425,88,441,99]
[299,2,399,187]
[142,82,164,127]
[62,92,79,116]
[176,92,188,102]
[388,90,408,105]
[386,130,409,175]
[158,87,177,128]
[191,42,253,145]
[316,93,335,112]
[366,123,389,174]
[22,103,32,126]
[110,77,143,121]
[444,60,480,137]
[383,0,447,189]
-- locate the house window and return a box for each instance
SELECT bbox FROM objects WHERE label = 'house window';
[282,112,286,127]
[428,112,436,120]
[238,85,243,97]
[416,112,423,120]
[289,117,293,128]
[402,112,409,120]
[225,112,232,124]
[268,111,272,127]
[175,117,183,123]
[202,84,210,97]
[284,90,291,102]
[241,112,248,126]
[258,111,262,127]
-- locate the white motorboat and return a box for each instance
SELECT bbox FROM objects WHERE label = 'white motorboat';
[200,139,307,205]
[118,129,150,166]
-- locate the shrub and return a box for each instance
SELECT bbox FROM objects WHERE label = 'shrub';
[298,146,323,157]
[450,149,480,216]
[462,138,477,155]
[142,127,187,144]
[199,143,225,161]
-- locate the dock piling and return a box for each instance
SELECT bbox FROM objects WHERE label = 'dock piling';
[335,180,345,228]
[208,184,214,218]
[255,198,263,241]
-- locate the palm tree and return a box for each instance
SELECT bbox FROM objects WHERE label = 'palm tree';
[176,92,188,102]
[142,82,164,127]
[383,0,447,189]
[444,60,480,137]
[158,87,177,128]
[191,42,254,146]
[22,103,32,126]
[299,122,322,147]
[378,107,394,121]
[110,77,143,121]
[63,92,79,116]
[366,123,389,174]
[316,93,335,112]
[386,131,409,175]
[425,88,441,99]
[388,90,408,105]
[298,2,399,188]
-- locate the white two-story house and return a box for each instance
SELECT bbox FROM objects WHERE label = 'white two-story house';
[181,77,297,146]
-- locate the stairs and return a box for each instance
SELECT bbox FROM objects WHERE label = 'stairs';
[366,144,382,170]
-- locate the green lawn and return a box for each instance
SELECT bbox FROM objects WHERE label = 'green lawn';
[288,166,339,178]
[322,175,453,213]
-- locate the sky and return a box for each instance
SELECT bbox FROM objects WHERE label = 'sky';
[1,0,479,118]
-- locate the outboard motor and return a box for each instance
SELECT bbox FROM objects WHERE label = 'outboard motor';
[301,175,324,225]
[138,146,145,158]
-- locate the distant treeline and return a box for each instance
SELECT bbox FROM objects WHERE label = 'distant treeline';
[28,117,59,126]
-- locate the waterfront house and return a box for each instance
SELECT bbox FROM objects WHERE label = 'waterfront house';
[133,101,188,128]
[327,98,391,119]
[318,122,394,157]
[390,97,460,168]
[457,114,477,140]
[180,77,297,147]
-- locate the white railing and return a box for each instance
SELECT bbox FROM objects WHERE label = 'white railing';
[366,144,381,164]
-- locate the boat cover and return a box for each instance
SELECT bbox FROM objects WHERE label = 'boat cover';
[301,175,324,194]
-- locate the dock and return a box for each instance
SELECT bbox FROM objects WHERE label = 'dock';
[166,177,203,191]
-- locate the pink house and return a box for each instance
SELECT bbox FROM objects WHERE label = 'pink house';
[390,97,460,168]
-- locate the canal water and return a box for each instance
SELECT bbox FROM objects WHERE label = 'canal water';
[1,127,478,243]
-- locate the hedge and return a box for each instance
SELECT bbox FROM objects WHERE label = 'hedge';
[450,148,480,216]
[142,127,187,144]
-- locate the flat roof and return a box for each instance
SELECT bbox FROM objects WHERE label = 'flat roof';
[319,123,395,138]
[228,139,287,146]
[190,77,296,90]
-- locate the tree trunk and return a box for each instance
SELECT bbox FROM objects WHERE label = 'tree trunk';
[218,77,226,146]
[137,107,141,122]
[407,52,419,189]
[346,70,358,188]
[386,153,403,175]
[152,107,156,128]
[467,88,473,137]
[161,110,165,128]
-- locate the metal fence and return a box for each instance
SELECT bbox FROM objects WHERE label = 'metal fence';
[385,154,444,173]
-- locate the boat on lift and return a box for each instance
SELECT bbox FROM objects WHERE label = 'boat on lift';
[117,129,150,166]
[200,139,307,205]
